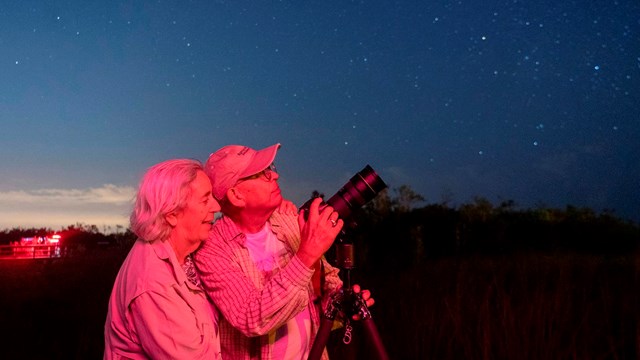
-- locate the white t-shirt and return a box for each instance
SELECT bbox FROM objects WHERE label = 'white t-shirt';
[244,223,312,360]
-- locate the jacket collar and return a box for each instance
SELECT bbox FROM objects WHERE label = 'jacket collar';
[150,238,201,291]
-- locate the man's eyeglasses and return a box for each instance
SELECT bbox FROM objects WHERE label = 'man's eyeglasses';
[238,164,277,182]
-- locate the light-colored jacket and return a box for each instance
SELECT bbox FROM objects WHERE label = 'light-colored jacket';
[104,239,221,359]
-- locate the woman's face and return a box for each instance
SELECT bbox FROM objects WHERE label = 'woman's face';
[173,171,220,243]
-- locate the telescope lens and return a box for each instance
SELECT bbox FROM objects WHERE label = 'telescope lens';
[326,165,387,219]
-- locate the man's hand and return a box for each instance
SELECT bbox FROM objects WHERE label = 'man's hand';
[351,284,374,320]
[296,197,343,268]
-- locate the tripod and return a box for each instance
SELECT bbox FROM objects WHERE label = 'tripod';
[308,240,390,360]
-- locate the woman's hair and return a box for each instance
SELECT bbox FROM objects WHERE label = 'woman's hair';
[130,159,203,242]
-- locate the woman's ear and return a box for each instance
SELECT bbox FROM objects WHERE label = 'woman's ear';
[165,211,178,227]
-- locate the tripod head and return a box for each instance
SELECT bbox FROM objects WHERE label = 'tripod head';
[325,285,373,321]
[309,257,389,360]
[335,233,355,270]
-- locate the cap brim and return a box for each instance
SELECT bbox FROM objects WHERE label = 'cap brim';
[238,143,281,178]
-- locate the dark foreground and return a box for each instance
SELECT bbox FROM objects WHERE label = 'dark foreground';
[0,247,638,360]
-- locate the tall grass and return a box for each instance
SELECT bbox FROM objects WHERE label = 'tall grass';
[332,253,640,359]
[1,250,637,359]
[0,249,125,359]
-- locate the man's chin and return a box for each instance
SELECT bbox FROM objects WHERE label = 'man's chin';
[268,195,284,212]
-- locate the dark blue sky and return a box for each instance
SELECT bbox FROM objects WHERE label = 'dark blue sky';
[1,1,638,230]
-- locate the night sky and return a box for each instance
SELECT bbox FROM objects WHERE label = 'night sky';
[1,1,638,231]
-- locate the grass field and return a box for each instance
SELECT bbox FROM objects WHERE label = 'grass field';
[359,253,640,359]
[1,249,638,359]
[0,250,124,359]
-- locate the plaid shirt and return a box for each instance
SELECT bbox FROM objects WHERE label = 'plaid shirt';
[195,210,342,360]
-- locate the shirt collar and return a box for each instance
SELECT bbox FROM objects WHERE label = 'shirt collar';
[216,213,285,246]
[150,238,172,260]
[150,238,202,291]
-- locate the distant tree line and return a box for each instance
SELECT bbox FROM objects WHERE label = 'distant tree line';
[344,187,639,273]
[1,186,638,263]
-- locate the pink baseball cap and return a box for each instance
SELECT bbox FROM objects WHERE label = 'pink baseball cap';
[205,143,281,200]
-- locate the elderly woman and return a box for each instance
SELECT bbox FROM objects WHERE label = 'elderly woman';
[104,159,221,359]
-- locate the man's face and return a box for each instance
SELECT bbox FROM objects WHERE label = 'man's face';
[234,164,283,213]
[174,170,220,243]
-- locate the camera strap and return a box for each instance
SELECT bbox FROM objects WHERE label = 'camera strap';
[311,259,325,300]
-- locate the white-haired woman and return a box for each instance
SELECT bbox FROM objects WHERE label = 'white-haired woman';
[104,159,221,359]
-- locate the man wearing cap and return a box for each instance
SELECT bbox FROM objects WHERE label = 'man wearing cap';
[195,144,370,360]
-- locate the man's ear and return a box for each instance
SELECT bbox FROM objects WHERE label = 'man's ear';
[226,187,245,207]
[165,211,178,227]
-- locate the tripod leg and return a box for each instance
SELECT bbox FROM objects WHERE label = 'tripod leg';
[361,318,390,360]
[308,276,390,359]
[308,316,334,360]
[309,291,343,360]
